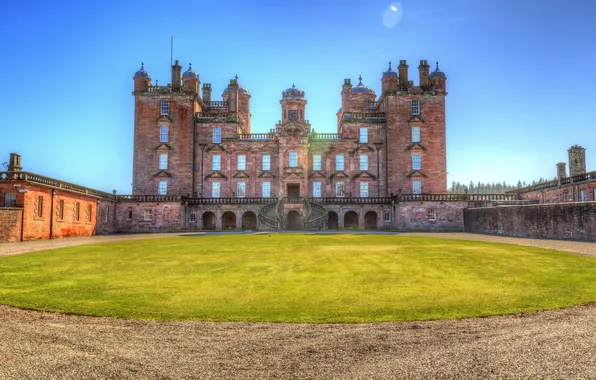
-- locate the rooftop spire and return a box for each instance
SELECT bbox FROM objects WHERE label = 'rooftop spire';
[358,75,363,84]
[388,61,392,70]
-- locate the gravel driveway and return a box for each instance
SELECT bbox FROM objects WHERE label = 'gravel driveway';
[1,232,595,379]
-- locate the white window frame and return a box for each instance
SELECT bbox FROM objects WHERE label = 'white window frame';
[412,126,420,143]
[104,205,109,224]
[412,154,421,170]
[336,155,344,171]
[360,127,368,143]
[580,190,587,202]
[413,181,422,194]
[335,182,345,197]
[212,127,221,143]
[289,151,298,167]
[212,154,221,171]
[262,181,271,198]
[313,154,321,170]
[4,193,16,207]
[212,182,221,198]
[159,153,168,170]
[237,182,246,198]
[237,155,246,171]
[384,212,391,222]
[411,99,420,115]
[313,181,322,197]
[160,125,169,142]
[158,181,167,195]
[428,208,437,222]
[143,209,152,221]
[160,99,169,115]
[262,154,271,170]
[360,182,369,197]
[189,213,197,222]
[360,155,368,170]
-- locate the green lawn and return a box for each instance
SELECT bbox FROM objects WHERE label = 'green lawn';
[1,234,596,322]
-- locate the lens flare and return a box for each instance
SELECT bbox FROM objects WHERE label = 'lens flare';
[383,3,403,28]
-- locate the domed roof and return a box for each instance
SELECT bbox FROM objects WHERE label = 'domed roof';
[182,63,198,79]
[382,62,398,79]
[282,84,305,99]
[221,85,250,95]
[133,62,150,78]
[337,107,342,113]
[429,61,446,79]
[352,76,376,95]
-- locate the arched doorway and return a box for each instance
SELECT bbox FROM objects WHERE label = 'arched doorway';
[286,210,302,230]
[364,211,378,230]
[222,211,237,230]
[242,211,257,230]
[327,211,338,230]
[344,211,358,229]
[202,212,216,230]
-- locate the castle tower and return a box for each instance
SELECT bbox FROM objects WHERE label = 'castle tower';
[221,76,251,133]
[351,75,376,110]
[381,62,398,94]
[133,63,151,92]
[568,145,586,177]
[181,63,199,93]
[280,84,307,124]
[430,62,447,92]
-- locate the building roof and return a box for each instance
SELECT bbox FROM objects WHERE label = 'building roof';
[382,62,398,79]
[429,62,446,79]
[352,76,376,95]
[182,63,198,79]
[282,84,305,99]
[222,85,250,95]
[133,63,150,78]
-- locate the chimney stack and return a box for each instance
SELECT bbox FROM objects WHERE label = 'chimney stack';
[418,60,430,89]
[202,83,212,104]
[171,59,182,88]
[568,145,586,177]
[398,60,409,88]
[556,162,567,184]
[8,153,22,172]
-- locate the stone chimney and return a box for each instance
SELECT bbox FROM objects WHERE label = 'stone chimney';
[418,60,430,89]
[202,83,212,104]
[8,153,22,172]
[398,60,409,89]
[227,76,239,113]
[341,78,352,113]
[568,145,586,177]
[171,59,182,88]
[556,162,567,184]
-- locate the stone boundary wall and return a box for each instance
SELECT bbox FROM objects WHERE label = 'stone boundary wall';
[0,208,22,243]
[464,202,596,241]
[396,201,466,231]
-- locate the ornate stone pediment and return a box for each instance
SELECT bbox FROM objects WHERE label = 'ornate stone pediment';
[353,144,375,153]
[352,171,376,180]
[233,171,250,178]
[155,143,173,151]
[408,115,424,123]
[156,115,173,123]
[330,171,348,180]
[206,144,227,153]
[309,171,326,179]
[258,170,275,178]
[407,170,427,178]
[152,170,172,178]
[406,143,427,151]
[205,171,227,179]
[283,166,305,179]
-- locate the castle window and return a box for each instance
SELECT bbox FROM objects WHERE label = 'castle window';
[360,182,369,197]
[213,127,221,143]
[160,100,169,115]
[412,126,420,142]
[360,155,368,170]
[336,155,344,171]
[262,181,271,198]
[412,181,421,194]
[411,100,420,115]
[74,202,80,221]
[37,196,43,217]
[289,151,298,167]
[335,182,345,197]
[160,126,169,142]
[212,182,220,198]
[580,190,588,202]
[313,154,321,170]
[237,155,246,170]
[189,213,196,223]
[237,182,246,197]
[412,154,421,170]
[360,127,368,143]
[313,181,322,197]
[143,209,152,221]
[212,155,221,170]
[104,205,109,224]
[58,199,64,220]
[428,209,437,222]
[384,212,391,222]
[4,193,16,207]
[262,154,270,170]
[87,204,92,223]
[128,207,133,219]
[159,154,168,170]
[158,181,167,195]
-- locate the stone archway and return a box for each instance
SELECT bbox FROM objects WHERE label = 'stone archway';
[222,211,237,231]
[344,211,358,229]
[202,212,216,230]
[286,210,303,230]
[242,211,257,230]
[327,211,339,230]
[364,211,378,230]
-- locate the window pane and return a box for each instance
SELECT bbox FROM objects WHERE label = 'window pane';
[212,182,220,198]
[360,127,368,143]
[160,126,169,142]
[212,155,221,170]
[413,181,421,194]
[262,181,270,197]
[159,154,168,170]
[360,155,368,170]
[262,154,270,170]
[238,155,246,170]
[313,181,322,197]
[412,154,421,170]
[4,193,16,207]
[237,182,246,197]
[336,155,344,171]
[313,154,321,170]
[158,181,167,195]
[412,126,420,142]
[336,182,345,197]
[360,182,369,197]
[289,151,298,167]
[161,100,169,115]
[213,127,221,143]
[411,100,420,115]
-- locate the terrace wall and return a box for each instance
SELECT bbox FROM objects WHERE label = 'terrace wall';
[115,200,183,233]
[464,202,596,241]
[396,201,466,231]
[0,208,22,243]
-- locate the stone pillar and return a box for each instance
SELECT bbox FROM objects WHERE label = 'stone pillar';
[216,210,222,231]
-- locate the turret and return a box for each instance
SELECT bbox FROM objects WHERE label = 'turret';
[181,63,199,93]
[351,75,376,109]
[202,83,212,104]
[171,59,182,88]
[418,60,431,89]
[398,60,409,89]
[429,61,447,92]
[381,62,398,94]
[280,84,306,124]
[341,79,352,113]
[568,145,586,177]
[133,62,150,92]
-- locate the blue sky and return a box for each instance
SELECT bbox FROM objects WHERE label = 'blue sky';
[1,0,594,193]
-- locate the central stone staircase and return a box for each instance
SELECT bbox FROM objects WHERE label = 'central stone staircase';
[257,197,328,230]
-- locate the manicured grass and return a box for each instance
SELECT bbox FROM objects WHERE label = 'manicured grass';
[1,234,596,322]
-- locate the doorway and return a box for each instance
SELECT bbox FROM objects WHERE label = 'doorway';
[287,184,300,197]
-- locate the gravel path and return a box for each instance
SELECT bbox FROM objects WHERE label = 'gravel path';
[1,232,595,379]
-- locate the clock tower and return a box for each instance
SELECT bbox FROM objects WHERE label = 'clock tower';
[279,84,307,126]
